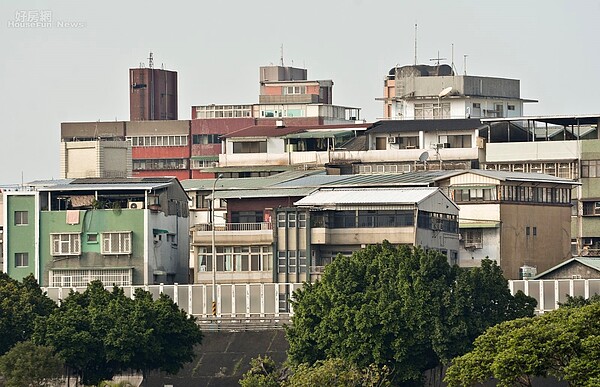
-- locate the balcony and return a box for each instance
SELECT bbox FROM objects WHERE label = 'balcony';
[218,148,481,167]
[192,222,274,245]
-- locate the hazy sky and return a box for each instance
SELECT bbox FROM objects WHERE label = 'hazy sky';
[1,0,599,184]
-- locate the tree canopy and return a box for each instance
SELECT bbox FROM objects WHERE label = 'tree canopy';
[285,242,535,385]
[0,273,56,355]
[33,281,203,385]
[0,340,63,387]
[445,300,600,387]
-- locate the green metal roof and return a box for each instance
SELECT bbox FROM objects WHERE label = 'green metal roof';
[181,170,325,191]
[191,155,219,161]
[214,187,316,199]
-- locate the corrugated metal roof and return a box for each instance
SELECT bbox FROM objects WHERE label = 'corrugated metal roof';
[214,187,316,199]
[463,170,577,185]
[294,187,439,206]
[30,177,177,191]
[41,182,173,191]
[200,165,295,173]
[224,123,372,139]
[181,170,325,191]
[274,171,457,189]
[368,119,484,134]
[281,129,367,139]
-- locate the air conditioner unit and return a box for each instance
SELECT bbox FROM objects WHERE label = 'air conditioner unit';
[128,201,144,209]
[387,136,397,144]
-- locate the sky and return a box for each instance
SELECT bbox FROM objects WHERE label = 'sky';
[1,0,599,185]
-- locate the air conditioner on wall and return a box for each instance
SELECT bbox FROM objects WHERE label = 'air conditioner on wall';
[128,201,144,209]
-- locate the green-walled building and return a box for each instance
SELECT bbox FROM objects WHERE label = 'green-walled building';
[2,177,190,286]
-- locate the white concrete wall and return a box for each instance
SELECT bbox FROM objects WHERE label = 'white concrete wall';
[148,211,189,283]
[486,141,579,162]
[458,227,501,267]
[219,148,480,167]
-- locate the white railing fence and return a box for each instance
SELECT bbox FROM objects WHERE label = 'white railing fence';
[41,279,600,325]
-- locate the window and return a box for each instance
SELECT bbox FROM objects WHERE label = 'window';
[125,135,188,147]
[414,102,450,119]
[462,229,483,249]
[447,135,472,148]
[87,233,98,243]
[192,134,221,144]
[583,202,600,216]
[15,252,28,267]
[507,104,515,111]
[233,141,267,154]
[101,232,132,255]
[582,160,600,178]
[277,213,286,228]
[298,212,307,228]
[51,233,81,256]
[14,211,28,225]
[288,213,296,228]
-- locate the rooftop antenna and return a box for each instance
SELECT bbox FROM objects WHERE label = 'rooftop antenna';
[429,51,446,66]
[451,44,457,74]
[463,54,468,75]
[148,52,154,69]
[280,44,284,66]
[414,23,418,65]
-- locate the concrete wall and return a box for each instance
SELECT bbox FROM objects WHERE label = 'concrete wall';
[4,193,37,280]
[500,204,572,279]
[61,141,131,179]
[485,141,579,162]
[147,330,289,387]
[40,209,146,286]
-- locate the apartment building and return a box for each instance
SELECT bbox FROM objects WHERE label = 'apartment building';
[479,114,600,256]
[378,63,535,120]
[192,64,360,126]
[2,178,190,286]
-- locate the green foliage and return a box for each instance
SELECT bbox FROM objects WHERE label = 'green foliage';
[33,280,203,386]
[0,273,56,355]
[445,302,600,387]
[239,355,281,387]
[285,242,535,385]
[0,340,63,387]
[288,358,391,387]
[239,356,392,387]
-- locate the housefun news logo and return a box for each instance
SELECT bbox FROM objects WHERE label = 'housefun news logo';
[7,10,86,28]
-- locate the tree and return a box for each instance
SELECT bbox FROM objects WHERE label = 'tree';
[0,273,56,355]
[445,301,600,387]
[286,242,536,385]
[238,356,391,387]
[33,281,203,385]
[239,355,281,387]
[0,340,63,387]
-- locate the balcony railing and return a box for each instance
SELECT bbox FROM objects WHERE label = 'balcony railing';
[195,222,273,232]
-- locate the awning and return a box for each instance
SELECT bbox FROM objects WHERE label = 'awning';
[459,221,500,229]
[152,228,169,235]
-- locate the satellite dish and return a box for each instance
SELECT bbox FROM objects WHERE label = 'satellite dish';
[418,151,429,162]
[439,86,454,98]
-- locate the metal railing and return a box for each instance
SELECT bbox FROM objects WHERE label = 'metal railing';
[41,279,600,327]
[194,222,273,232]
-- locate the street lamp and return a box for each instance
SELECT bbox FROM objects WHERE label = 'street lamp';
[211,174,223,317]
